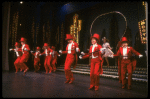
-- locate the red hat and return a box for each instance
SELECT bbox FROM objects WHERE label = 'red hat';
[65,34,73,40]
[15,42,20,46]
[44,43,48,47]
[36,47,41,50]
[90,33,100,42]
[51,46,55,50]
[20,37,26,42]
[121,37,129,43]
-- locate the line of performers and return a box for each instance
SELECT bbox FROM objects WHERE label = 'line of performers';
[9,33,143,91]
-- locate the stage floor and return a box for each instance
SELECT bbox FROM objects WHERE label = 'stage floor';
[2,71,148,98]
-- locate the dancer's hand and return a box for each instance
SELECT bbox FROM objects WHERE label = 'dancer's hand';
[79,55,82,59]
[139,54,143,58]
[59,50,62,53]
[30,51,34,53]
[81,51,85,55]
[9,48,13,51]
[76,48,79,52]
[109,55,113,58]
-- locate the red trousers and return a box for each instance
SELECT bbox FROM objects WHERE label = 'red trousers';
[64,54,75,81]
[14,57,21,72]
[51,58,57,71]
[44,56,52,73]
[19,54,30,70]
[118,58,122,82]
[90,58,101,87]
[34,58,40,72]
[121,59,133,86]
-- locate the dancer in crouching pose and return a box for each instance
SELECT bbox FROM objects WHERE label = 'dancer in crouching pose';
[41,43,53,74]
[19,37,30,76]
[51,46,60,72]
[31,47,41,72]
[9,42,22,73]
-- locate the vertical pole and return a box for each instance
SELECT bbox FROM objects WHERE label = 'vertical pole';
[2,2,10,71]
[145,2,148,74]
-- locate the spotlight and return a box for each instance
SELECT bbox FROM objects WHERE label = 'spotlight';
[20,1,23,4]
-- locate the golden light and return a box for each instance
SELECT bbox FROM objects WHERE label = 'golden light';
[138,19,146,44]
[142,1,145,5]
[20,24,21,26]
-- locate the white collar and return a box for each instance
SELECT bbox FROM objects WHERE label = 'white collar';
[93,43,97,46]
[23,44,25,47]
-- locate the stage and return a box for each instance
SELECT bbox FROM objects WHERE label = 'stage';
[2,70,148,98]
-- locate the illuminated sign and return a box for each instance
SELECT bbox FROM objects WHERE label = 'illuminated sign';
[138,19,146,44]
[70,14,82,44]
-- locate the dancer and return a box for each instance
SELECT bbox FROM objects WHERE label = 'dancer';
[19,37,30,76]
[41,43,52,74]
[109,37,143,89]
[101,37,113,67]
[79,33,103,91]
[59,34,80,84]
[9,42,22,73]
[31,47,41,72]
[51,46,60,72]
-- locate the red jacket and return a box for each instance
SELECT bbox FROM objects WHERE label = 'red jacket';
[62,41,80,54]
[12,48,22,57]
[41,48,53,56]
[114,46,141,71]
[31,51,41,58]
[82,44,102,61]
[82,44,103,74]
[114,46,140,59]
[52,51,59,60]
[62,41,80,68]
[18,44,30,55]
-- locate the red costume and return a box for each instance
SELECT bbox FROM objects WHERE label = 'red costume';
[9,42,22,73]
[31,47,41,72]
[41,43,53,74]
[80,33,103,91]
[19,37,30,75]
[113,37,141,89]
[51,46,60,72]
[60,34,80,84]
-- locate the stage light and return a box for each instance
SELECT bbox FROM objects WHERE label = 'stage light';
[142,1,144,5]
[20,1,23,4]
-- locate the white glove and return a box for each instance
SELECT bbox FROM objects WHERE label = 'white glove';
[24,48,28,51]
[59,50,62,54]
[81,51,85,55]
[58,54,60,57]
[9,48,13,51]
[76,48,79,52]
[30,51,34,53]
[109,55,114,58]
[139,54,143,58]
[79,55,82,59]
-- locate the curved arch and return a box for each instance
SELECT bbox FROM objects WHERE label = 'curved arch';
[90,11,127,39]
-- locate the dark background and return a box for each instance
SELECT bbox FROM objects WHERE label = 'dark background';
[5,1,147,72]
